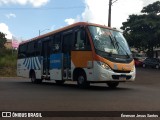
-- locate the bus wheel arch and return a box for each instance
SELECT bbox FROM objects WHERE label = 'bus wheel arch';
[29,69,35,78]
[73,68,90,88]
[29,69,42,84]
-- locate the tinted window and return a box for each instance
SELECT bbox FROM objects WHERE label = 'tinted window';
[62,33,73,53]
[34,40,41,56]
[18,43,28,59]
[74,29,91,51]
[27,42,35,57]
[50,34,62,53]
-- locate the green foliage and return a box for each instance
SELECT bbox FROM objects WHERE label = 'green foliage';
[0,48,17,77]
[121,1,160,57]
[0,32,7,48]
[0,49,17,67]
[141,1,160,14]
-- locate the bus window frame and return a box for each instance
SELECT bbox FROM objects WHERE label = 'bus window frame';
[73,27,91,51]
[51,33,62,53]
[62,30,73,53]
[18,43,28,59]
[27,41,35,57]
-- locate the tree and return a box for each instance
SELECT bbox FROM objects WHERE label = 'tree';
[0,32,7,48]
[121,1,160,57]
[141,1,160,14]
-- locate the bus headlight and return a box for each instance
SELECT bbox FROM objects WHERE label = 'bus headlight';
[131,65,135,72]
[97,61,112,71]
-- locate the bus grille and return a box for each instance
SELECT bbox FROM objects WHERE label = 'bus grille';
[112,75,132,80]
[113,70,131,73]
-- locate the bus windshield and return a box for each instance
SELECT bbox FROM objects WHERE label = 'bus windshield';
[88,26,131,56]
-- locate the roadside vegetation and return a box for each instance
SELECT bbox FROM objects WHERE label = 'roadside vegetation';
[0,48,17,77]
[0,32,17,77]
[121,1,160,57]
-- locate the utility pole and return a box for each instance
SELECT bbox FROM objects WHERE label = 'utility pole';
[108,0,112,27]
[39,28,50,36]
[108,0,118,27]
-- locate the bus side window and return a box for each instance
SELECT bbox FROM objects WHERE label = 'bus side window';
[62,33,73,53]
[34,40,41,56]
[18,43,28,59]
[85,32,91,51]
[74,29,91,51]
[52,34,61,53]
[75,30,85,50]
[27,42,35,57]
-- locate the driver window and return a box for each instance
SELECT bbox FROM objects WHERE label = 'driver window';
[74,29,91,51]
[75,30,85,50]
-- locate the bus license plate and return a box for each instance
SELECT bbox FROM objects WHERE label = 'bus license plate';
[119,76,126,80]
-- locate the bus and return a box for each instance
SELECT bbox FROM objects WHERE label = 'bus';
[17,22,136,88]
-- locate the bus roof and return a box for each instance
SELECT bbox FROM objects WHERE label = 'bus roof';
[20,22,118,45]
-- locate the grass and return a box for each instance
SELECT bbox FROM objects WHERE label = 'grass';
[0,67,17,77]
[0,48,17,77]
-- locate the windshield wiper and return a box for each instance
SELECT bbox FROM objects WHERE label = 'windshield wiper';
[110,35,131,58]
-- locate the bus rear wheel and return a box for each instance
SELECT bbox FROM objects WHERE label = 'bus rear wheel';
[155,64,159,69]
[107,82,119,88]
[77,73,90,88]
[30,72,42,84]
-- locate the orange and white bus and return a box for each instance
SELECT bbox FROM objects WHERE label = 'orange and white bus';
[17,22,136,88]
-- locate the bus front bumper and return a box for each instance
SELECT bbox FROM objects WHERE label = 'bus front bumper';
[91,62,136,82]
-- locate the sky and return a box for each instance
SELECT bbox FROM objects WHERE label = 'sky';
[0,0,159,41]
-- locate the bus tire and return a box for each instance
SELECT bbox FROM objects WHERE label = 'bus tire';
[142,64,146,68]
[155,64,159,69]
[55,80,65,85]
[107,82,119,88]
[77,72,90,88]
[30,71,42,84]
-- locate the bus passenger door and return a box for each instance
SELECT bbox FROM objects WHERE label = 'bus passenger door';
[50,34,63,80]
[42,40,50,78]
[62,33,72,80]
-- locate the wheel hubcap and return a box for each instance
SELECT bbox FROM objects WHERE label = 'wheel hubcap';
[78,76,84,84]
[31,74,35,82]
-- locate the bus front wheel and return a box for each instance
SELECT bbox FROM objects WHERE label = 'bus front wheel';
[77,73,90,88]
[107,82,119,88]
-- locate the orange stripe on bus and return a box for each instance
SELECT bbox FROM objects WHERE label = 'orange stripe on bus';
[95,54,134,71]
[71,51,93,68]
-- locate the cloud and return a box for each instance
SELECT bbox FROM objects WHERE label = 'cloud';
[0,0,50,7]
[29,0,49,7]
[142,0,159,6]
[0,23,12,39]
[81,0,144,28]
[65,16,80,25]
[6,13,16,19]
[64,0,158,28]
[111,0,143,28]
[65,18,76,25]
[82,0,108,25]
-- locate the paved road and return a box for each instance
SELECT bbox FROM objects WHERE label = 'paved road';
[0,68,160,119]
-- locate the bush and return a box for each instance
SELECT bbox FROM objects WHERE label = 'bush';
[0,48,17,77]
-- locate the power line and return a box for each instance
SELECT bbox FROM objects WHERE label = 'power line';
[0,6,85,10]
